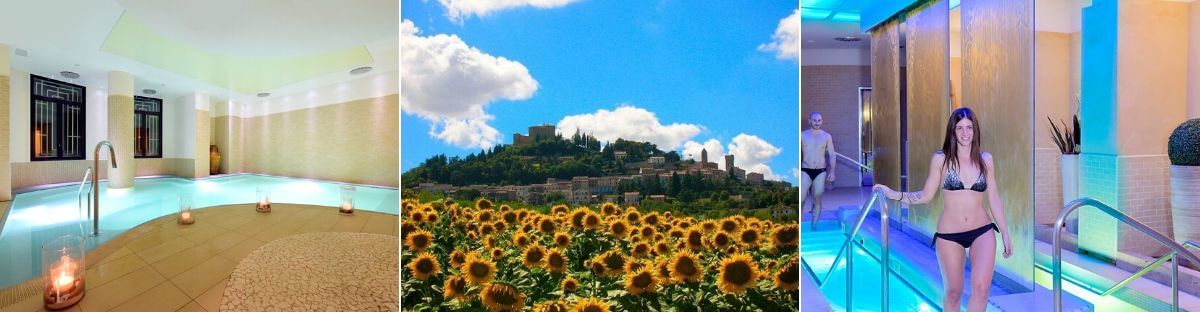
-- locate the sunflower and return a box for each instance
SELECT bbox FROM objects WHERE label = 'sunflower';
[654,257,677,286]
[551,204,570,215]
[569,209,589,228]
[608,220,630,238]
[624,267,659,295]
[539,218,557,234]
[642,212,660,226]
[400,221,418,240]
[561,275,580,293]
[518,209,531,222]
[411,211,426,223]
[668,229,685,240]
[426,212,440,223]
[514,232,532,248]
[462,252,497,285]
[600,202,618,216]
[712,231,733,250]
[533,300,570,312]
[775,257,800,291]
[476,198,494,211]
[492,247,506,260]
[503,211,519,224]
[625,210,642,225]
[553,231,571,248]
[720,217,740,233]
[639,226,656,238]
[405,229,433,252]
[407,252,440,281]
[480,223,496,236]
[571,297,610,312]
[685,228,705,250]
[717,253,760,294]
[477,210,495,223]
[480,282,525,312]
[772,224,799,247]
[631,242,651,258]
[669,249,704,283]
[654,241,671,255]
[499,204,511,212]
[522,243,547,268]
[700,220,717,233]
[624,259,652,273]
[583,213,602,229]
[739,228,761,247]
[443,275,468,300]
[588,260,607,276]
[676,220,691,230]
[546,248,568,273]
[449,249,468,268]
[596,250,627,277]
[494,220,509,233]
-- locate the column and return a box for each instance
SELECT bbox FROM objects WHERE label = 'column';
[107,71,134,189]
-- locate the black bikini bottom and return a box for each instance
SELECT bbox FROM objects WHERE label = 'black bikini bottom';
[801,167,826,180]
[933,223,997,248]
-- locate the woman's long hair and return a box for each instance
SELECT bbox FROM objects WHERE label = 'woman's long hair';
[941,107,986,177]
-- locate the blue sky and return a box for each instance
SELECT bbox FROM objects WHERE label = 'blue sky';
[401,0,799,182]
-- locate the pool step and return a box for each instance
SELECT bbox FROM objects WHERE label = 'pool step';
[1033,239,1200,311]
[987,285,1092,312]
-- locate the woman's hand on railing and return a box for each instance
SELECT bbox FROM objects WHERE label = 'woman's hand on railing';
[872,184,896,201]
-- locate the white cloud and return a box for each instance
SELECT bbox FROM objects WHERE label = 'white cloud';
[758,9,799,60]
[438,0,582,22]
[556,105,702,151]
[792,167,801,180]
[682,139,726,169]
[727,134,784,180]
[401,19,538,149]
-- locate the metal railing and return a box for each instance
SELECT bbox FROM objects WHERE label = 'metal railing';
[1053,197,1200,312]
[835,152,872,172]
[816,189,891,312]
[76,167,92,236]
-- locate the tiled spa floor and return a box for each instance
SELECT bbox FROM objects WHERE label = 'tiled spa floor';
[0,203,399,312]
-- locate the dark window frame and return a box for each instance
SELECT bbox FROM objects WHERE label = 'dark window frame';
[29,74,86,161]
[134,96,163,159]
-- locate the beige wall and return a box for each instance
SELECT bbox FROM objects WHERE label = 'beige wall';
[194,110,209,178]
[800,66,870,188]
[213,115,245,174]
[1116,1,1188,156]
[962,0,1035,290]
[242,95,398,187]
[905,0,951,237]
[0,44,10,201]
[1034,31,1079,225]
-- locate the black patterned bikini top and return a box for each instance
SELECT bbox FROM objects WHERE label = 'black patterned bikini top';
[943,166,987,192]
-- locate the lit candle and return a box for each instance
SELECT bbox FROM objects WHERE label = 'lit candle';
[341,203,353,211]
[259,197,269,206]
[180,211,192,220]
[53,270,73,291]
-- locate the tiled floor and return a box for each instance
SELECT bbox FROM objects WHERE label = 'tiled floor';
[0,203,398,312]
[801,186,873,221]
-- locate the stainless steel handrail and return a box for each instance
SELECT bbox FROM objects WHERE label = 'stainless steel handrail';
[76,167,92,236]
[815,189,890,311]
[1053,197,1200,312]
[835,152,873,172]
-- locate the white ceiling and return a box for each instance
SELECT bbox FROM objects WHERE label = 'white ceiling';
[0,0,398,102]
[801,19,869,50]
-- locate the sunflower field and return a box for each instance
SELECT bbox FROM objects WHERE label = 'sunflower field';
[401,198,800,312]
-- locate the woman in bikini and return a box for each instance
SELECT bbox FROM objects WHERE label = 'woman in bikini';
[873,107,1013,312]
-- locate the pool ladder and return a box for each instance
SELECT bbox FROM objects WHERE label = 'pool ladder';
[1052,198,1200,312]
[76,167,91,237]
[815,188,892,311]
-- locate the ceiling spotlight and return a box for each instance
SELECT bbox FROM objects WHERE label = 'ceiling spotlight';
[257,92,270,98]
[142,89,157,95]
[60,71,80,79]
[350,66,373,75]
[834,36,862,42]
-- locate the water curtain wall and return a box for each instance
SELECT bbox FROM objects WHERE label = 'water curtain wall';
[867,0,1036,291]
[905,0,951,242]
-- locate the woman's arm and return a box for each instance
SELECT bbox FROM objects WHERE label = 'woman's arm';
[984,152,1014,258]
[877,153,944,205]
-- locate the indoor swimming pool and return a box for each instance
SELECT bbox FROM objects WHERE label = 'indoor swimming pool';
[802,221,940,311]
[0,174,399,289]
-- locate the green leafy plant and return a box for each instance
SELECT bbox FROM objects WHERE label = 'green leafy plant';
[1169,119,1200,166]
[1048,115,1081,155]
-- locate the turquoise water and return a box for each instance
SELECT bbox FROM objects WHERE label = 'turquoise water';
[0,174,398,289]
[802,224,940,312]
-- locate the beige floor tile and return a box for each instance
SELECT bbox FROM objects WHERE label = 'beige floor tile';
[109,281,191,312]
[193,278,227,312]
[174,301,207,312]
[361,215,396,235]
[250,225,295,243]
[134,237,196,264]
[212,216,252,230]
[151,245,221,279]
[329,215,368,232]
[170,256,236,298]
[180,226,226,245]
[230,219,270,237]
[218,238,266,264]
[125,228,183,252]
[0,294,41,312]
[201,231,248,253]
[96,247,135,265]
[85,252,149,290]
[78,267,165,312]
[298,214,341,232]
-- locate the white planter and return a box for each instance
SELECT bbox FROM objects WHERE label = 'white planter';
[1171,165,1200,244]
[1061,154,1079,234]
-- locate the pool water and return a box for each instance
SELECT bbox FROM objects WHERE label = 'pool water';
[802,224,940,312]
[0,174,398,289]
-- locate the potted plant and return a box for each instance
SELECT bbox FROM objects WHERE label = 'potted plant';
[209,145,221,175]
[1048,115,1081,233]
[1169,119,1200,244]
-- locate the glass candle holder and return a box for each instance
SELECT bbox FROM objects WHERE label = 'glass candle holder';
[42,235,85,310]
[255,187,271,213]
[178,194,195,225]
[339,185,356,214]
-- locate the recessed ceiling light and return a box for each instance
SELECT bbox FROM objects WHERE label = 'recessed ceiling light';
[142,89,156,95]
[350,66,373,75]
[834,36,862,42]
[60,71,80,79]
[257,92,270,98]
